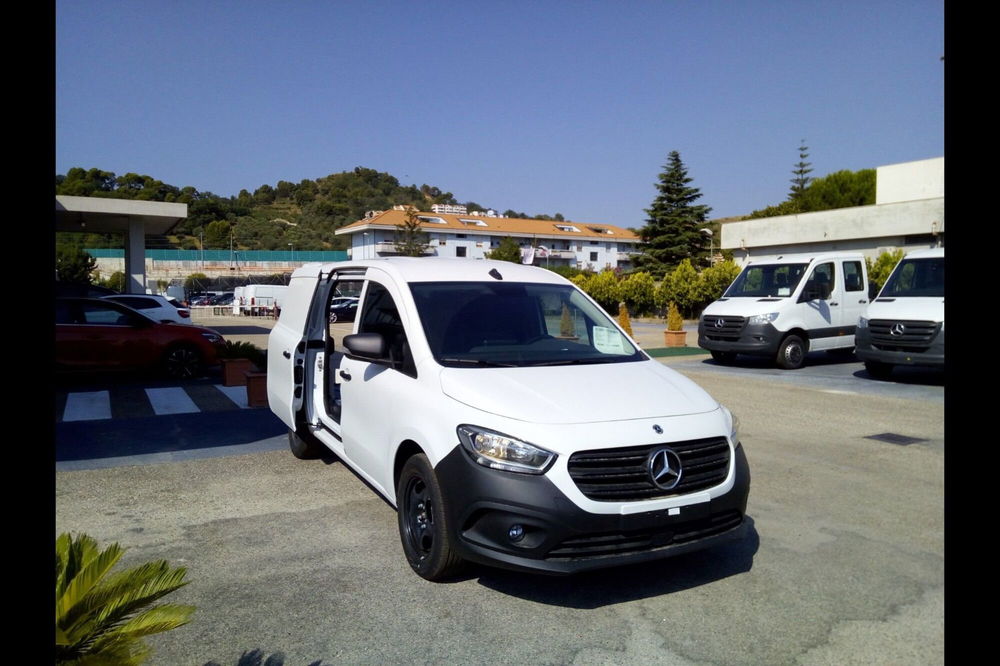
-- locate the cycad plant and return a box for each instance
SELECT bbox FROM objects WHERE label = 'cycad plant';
[56,532,195,665]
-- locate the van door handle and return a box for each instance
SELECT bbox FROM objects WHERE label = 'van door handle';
[283,350,291,359]
[830,301,839,306]
[859,299,867,304]
[339,370,352,381]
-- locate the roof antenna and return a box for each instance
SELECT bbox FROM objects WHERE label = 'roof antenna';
[489,268,503,280]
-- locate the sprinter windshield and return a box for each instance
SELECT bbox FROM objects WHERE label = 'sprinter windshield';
[724,263,809,298]
[409,282,644,367]
[881,257,945,297]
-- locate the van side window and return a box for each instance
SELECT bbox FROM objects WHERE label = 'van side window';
[804,262,835,300]
[358,282,417,378]
[842,261,863,292]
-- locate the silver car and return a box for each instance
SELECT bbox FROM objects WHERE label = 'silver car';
[101,294,192,325]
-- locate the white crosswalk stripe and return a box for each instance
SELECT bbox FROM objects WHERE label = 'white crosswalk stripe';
[63,391,112,422]
[146,387,200,415]
[215,384,251,409]
[59,385,254,422]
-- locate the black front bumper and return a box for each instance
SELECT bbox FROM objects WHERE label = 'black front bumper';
[435,443,751,575]
[698,320,782,356]
[855,327,945,367]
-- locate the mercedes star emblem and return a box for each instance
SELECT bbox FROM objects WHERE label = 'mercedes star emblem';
[715,318,725,329]
[647,448,683,491]
[653,424,663,434]
[890,323,905,336]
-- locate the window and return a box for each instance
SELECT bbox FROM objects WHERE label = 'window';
[589,252,598,262]
[804,262,836,299]
[459,218,488,227]
[842,261,864,292]
[555,224,581,233]
[418,216,447,224]
[358,282,416,377]
[456,246,467,258]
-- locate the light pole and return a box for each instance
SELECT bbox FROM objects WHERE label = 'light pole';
[701,228,714,266]
[362,232,368,260]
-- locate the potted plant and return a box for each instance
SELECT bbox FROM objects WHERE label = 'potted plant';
[663,302,686,347]
[556,303,579,340]
[219,341,261,386]
[244,347,269,407]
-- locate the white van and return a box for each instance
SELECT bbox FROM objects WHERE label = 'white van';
[267,258,749,580]
[698,252,872,369]
[241,284,288,316]
[855,247,944,379]
[232,286,244,315]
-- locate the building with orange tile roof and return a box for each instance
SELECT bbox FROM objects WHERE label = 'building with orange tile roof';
[335,207,641,270]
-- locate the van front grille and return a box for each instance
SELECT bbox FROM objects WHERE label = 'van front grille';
[701,315,745,340]
[567,437,731,502]
[869,319,939,351]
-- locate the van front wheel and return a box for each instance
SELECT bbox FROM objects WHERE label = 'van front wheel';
[776,335,806,370]
[397,454,465,581]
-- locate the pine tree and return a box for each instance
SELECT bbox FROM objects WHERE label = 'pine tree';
[636,151,711,277]
[789,141,813,201]
[394,208,429,257]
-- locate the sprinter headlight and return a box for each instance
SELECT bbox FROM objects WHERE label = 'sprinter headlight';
[748,312,779,325]
[457,425,556,474]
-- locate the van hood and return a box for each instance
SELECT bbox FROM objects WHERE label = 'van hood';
[702,297,789,318]
[438,360,718,425]
[865,297,944,322]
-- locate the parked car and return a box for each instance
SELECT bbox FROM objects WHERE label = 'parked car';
[268,258,749,581]
[101,294,192,324]
[856,247,944,379]
[698,252,874,369]
[55,282,119,298]
[328,297,359,323]
[56,297,226,378]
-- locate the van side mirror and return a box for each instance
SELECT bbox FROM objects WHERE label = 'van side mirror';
[343,332,388,363]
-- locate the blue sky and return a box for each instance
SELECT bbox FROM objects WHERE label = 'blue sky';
[56,1,943,227]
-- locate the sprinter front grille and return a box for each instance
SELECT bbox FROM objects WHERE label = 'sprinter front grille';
[869,319,940,351]
[545,511,743,560]
[701,315,745,340]
[567,437,731,502]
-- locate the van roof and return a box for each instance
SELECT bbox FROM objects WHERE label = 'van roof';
[744,251,864,266]
[902,247,944,259]
[292,257,569,285]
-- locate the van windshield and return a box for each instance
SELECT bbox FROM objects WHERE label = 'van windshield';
[880,257,944,297]
[724,263,809,298]
[409,282,645,368]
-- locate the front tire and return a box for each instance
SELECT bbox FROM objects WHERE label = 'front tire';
[776,335,806,370]
[865,360,894,379]
[397,454,465,581]
[711,350,738,364]
[163,344,204,378]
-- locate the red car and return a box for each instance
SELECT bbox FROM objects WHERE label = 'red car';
[55,297,227,378]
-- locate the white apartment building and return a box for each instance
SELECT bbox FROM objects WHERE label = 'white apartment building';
[336,209,641,271]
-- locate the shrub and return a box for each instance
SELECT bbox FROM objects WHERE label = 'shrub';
[617,302,633,337]
[666,302,684,331]
[582,269,622,314]
[692,260,740,312]
[619,271,656,317]
[655,259,699,316]
[866,249,905,292]
[56,532,194,665]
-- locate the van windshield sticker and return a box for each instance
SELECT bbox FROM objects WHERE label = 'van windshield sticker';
[592,326,626,354]
[778,287,790,296]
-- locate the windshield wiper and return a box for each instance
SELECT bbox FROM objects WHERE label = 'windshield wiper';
[438,357,520,367]
[527,356,625,366]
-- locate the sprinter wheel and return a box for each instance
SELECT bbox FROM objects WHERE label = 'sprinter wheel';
[397,454,465,581]
[776,335,806,370]
[711,351,737,364]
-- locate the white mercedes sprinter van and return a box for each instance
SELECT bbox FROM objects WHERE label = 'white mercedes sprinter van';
[855,247,944,379]
[267,258,750,581]
[698,252,872,369]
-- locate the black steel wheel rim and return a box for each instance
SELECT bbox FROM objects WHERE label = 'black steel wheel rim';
[166,347,199,378]
[403,476,434,560]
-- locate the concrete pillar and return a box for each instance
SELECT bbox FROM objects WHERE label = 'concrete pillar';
[125,217,146,294]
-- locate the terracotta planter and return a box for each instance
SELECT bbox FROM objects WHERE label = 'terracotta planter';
[245,371,268,407]
[221,358,255,386]
[663,329,687,348]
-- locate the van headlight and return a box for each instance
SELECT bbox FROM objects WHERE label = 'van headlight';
[748,312,779,325]
[457,425,556,474]
[720,405,740,445]
[857,317,868,329]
